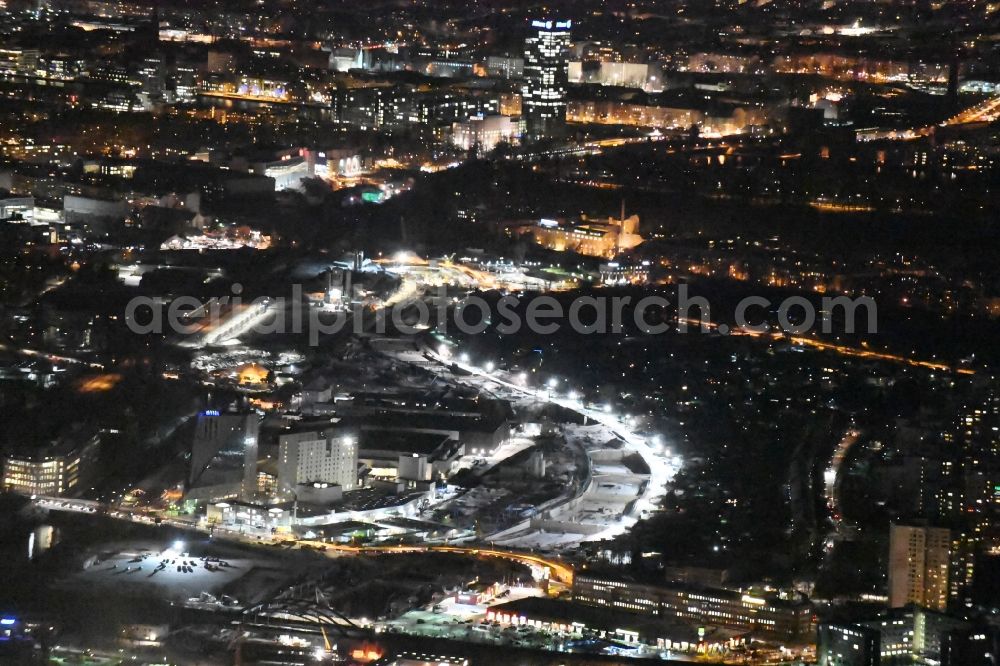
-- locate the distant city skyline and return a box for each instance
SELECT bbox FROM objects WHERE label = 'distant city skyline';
[1,0,999,664]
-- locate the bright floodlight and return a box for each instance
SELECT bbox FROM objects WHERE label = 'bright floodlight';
[438,344,450,358]
[546,377,558,389]
[173,540,185,552]
[484,361,495,372]
[518,372,528,384]
[603,404,613,413]
[459,353,470,363]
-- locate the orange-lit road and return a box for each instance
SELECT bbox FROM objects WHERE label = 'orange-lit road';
[428,545,574,585]
[76,373,123,393]
[779,334,975,375]
[941,94,1000,125]
[297,540,575,585]
[199,91,293,105]
[34,496,577,585]
[0,341,105,369]
[679,318,975,375]
[859,95,1000,141]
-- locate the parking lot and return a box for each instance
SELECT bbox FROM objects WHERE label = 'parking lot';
[68,540,256,601]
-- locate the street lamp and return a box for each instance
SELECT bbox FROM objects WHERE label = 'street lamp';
[650,434,665,454]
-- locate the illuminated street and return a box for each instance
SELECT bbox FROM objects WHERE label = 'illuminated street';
[2,0,1000,664]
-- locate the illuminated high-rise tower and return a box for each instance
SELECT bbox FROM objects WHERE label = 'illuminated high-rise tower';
[522,19,571,141]
[186,410,260,503]
[888,523,951,611]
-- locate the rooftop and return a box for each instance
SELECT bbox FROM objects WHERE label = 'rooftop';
[488,597,745,643]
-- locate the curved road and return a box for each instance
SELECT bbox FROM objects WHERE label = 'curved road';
[421,347,676,534]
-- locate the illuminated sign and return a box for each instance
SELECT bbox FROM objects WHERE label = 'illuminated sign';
[531,19,572,30]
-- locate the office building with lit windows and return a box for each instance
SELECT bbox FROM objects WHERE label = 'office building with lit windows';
[527,212,644,259]
[0,193,34,224]
[817,622,880,666]
[572,573,813,640]
[817,607,993,666]
[2,431,100,497]
[137,55,165,105]
[451,115,517,152]
[486,596,746,656]
[522,19,571,140]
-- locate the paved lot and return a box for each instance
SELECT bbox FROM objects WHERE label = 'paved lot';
[68,540,257,601]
